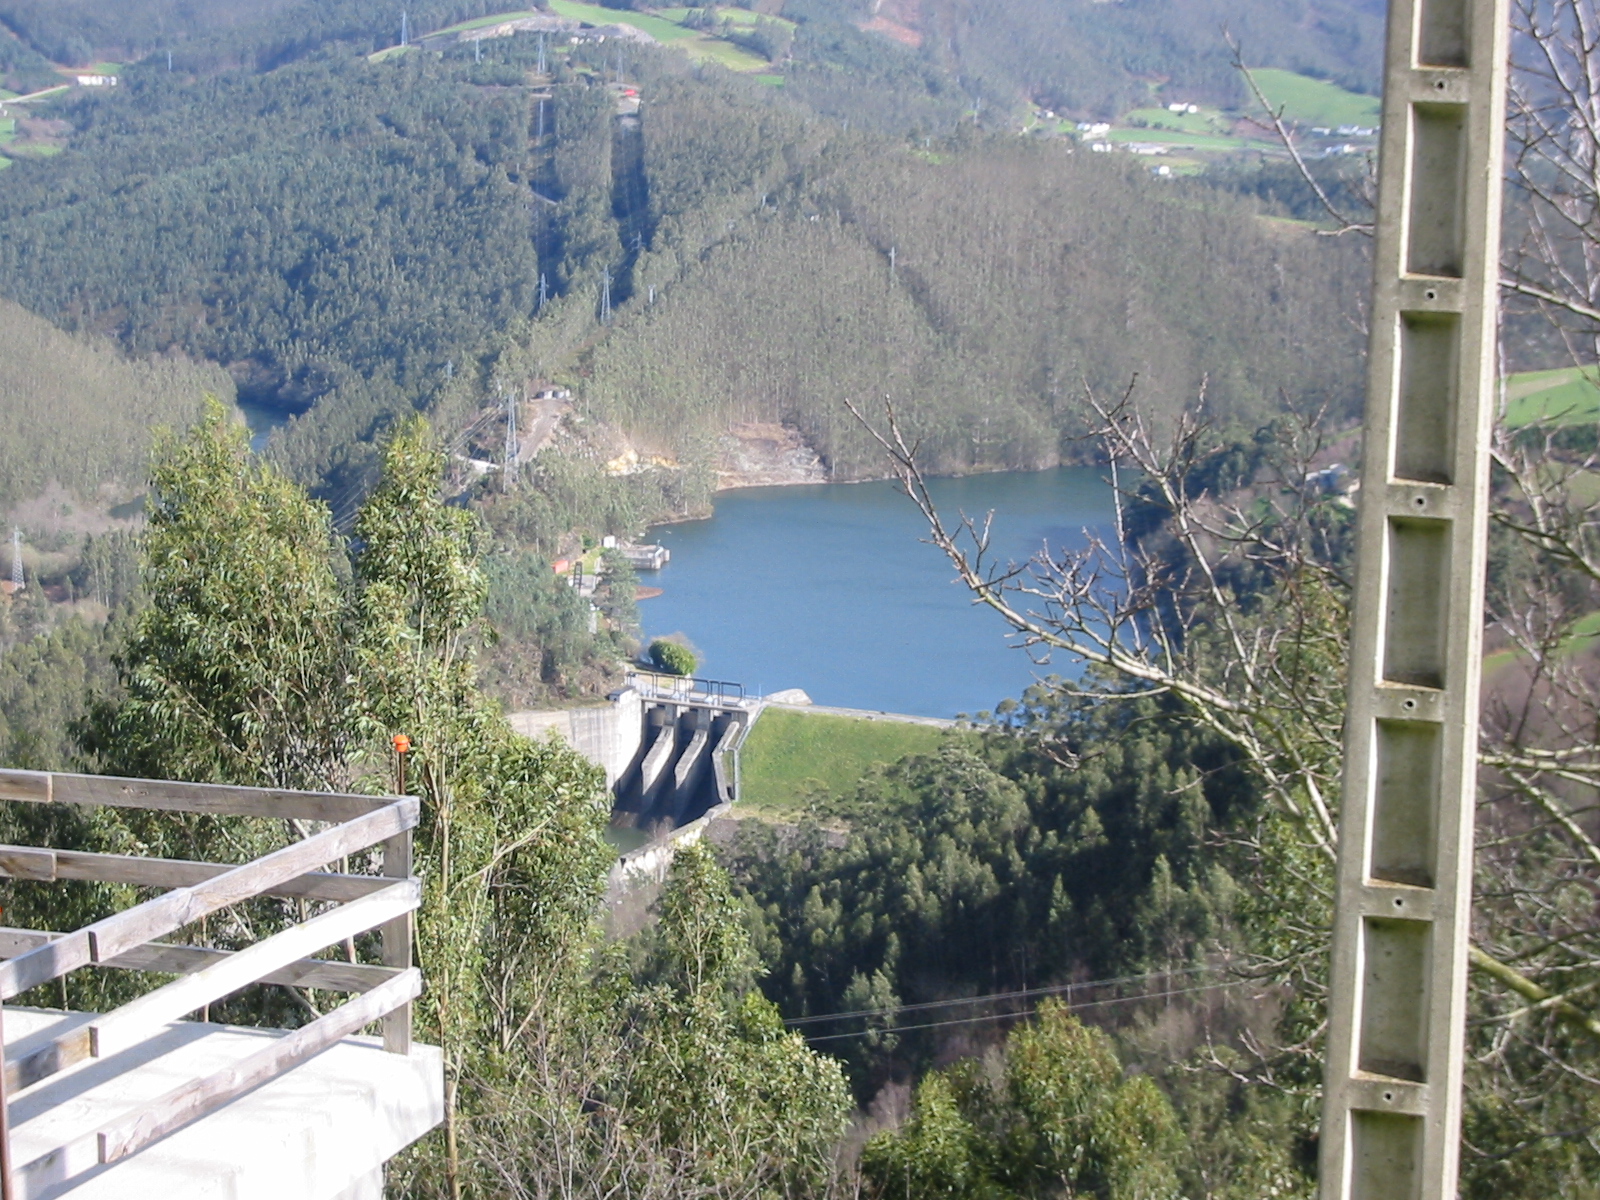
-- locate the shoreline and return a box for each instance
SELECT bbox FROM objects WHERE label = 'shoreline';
[655,459,1096,530]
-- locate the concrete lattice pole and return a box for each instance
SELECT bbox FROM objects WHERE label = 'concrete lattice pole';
[1319,1,1508,1198]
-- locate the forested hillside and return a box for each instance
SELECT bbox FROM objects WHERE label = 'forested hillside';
[0,21,1368,500]
[930,0,1382,114]
[594,105,1368,475]
[0,298,227,505]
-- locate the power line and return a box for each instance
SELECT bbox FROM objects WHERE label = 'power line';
[799,979,1253,1045]
[783,963,1227,1028]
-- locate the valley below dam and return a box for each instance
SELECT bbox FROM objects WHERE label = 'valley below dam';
[638,467,1120,718]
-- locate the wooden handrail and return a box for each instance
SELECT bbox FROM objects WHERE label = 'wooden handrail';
[0,769,394,821]
[92,968,423,1167]
[0,845,393,902]
[0,926,396,996]
[3,882,419,1094]
[0,771,422,1191]
[0,797,418,1000]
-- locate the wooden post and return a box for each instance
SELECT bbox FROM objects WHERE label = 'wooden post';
[380,825,413,1055]
[0,999,14,1200]
[384,737,414,1054]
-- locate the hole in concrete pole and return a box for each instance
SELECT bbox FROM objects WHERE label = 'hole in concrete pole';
[1359,917,1432,1081]
[1383,518,1450,689]
[1417,0,1469,67]
[1371,719,1439,887]
[1394,313,1459,483]
[1406,106,1467,277]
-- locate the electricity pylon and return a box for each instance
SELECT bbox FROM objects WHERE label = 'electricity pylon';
[503,388,519,492]
[1320,2,1509,1198]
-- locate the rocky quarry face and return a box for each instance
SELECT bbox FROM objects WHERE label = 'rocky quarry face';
[716,424,827,490]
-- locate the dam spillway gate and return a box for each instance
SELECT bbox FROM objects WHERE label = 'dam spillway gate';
[506,675,753,838]
[609,674,751,835]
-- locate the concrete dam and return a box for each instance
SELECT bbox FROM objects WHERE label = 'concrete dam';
[510,673,753,839]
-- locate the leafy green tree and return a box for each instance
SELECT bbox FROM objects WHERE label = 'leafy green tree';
[649,638,697,676]
[84,400,354,794]
[628,844,851,1195]
[862,1002,1184,1200]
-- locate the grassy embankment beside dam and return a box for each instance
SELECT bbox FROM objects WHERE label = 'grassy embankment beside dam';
[737,707,964,815]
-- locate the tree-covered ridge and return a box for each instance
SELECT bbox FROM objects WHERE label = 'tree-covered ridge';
[0,29,1367,499]
[596,120,1368,475]
[0,297,228,506]
[0,0,1384,118]
[0,0,515,69]
[730,689,1260,1077]
[905,0,1384,117]
[0,52,543,490]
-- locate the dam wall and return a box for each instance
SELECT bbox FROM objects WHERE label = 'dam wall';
[509,680,753,846]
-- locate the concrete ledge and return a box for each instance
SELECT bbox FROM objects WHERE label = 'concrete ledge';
[4,1006,443,1200]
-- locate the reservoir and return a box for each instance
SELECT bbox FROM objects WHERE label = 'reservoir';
[642,468,1119,719]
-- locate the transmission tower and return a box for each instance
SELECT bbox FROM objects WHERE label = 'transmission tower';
[503,388,519,491]
[600,269,612,324]
[400,9,408,46]
[1320,2,1509,1199]
[538,273,549,314]
[10,528,23,592]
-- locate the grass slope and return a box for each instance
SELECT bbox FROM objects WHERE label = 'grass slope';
[1251,68,1380,126]
[1504,365,1600,426]
[738,708,950,813]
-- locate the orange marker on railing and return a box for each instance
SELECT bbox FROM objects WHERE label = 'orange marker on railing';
[392,734,411,796]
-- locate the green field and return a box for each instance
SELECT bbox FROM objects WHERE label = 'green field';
[434,10,542,35]
[1124,106,1230,135]
[738,708,952,813]
[548,1,700,42]
[1108,128,1268,152]
[1504,365,1600,426]
[424,3,772,70]
[681,36,768,70]
[659,7,796,29]
[1251,68,1380,128]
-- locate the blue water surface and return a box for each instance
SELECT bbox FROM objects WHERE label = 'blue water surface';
[640,468,1118,718]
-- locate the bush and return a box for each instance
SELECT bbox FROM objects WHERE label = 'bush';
[649,639,696,676]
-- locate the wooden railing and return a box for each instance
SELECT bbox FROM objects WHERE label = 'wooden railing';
[0,768,421,1195]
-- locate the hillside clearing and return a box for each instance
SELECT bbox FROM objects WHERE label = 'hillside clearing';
[1504,365,1600,426]
[1250,68,1380,128]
